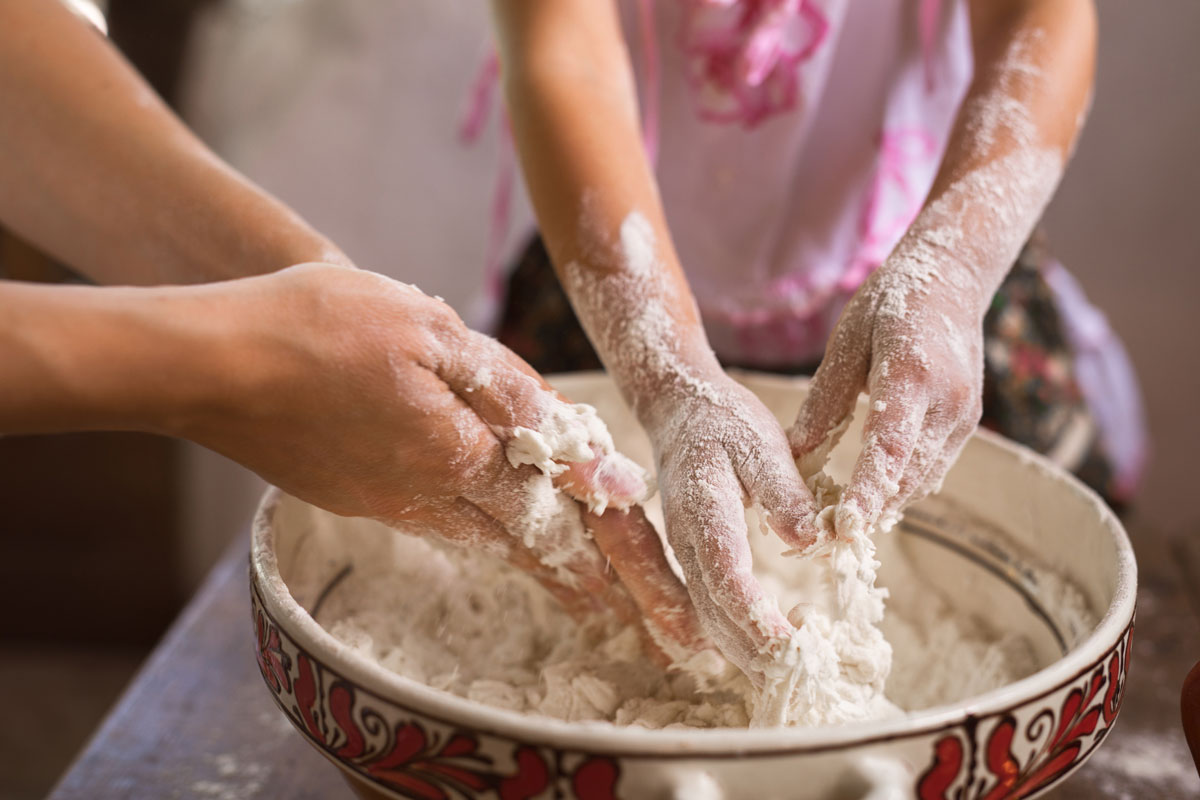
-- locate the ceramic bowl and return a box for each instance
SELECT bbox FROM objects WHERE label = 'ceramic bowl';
[249,372,1136,799]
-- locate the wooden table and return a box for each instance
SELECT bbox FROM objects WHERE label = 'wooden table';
[49,522,1200,799]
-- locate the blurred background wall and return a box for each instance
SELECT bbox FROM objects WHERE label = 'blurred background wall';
[1041,1,1200,536]
[1,2,1197,798]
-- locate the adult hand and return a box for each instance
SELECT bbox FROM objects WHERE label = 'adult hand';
[642,367,823,686]
[789,257,985,541]
[180,264,708,660]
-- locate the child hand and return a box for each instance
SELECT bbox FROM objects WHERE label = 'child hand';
[789,257,985,539]
[643,368,822,685]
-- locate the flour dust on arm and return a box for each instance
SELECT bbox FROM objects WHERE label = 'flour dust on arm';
[488,0,852,718]
[789,15,1092,541]
[558,208,836,712]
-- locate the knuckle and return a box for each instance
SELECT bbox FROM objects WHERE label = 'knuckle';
[929,382,977,421]
[423,303,467,347]
[948,381,976,410]
[877,435,911,467]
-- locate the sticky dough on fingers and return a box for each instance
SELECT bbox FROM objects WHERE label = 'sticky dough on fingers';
[838,389,928,538]
[661,452,795,677]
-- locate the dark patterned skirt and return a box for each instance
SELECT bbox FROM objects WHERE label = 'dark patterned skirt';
[495,234,1122,509]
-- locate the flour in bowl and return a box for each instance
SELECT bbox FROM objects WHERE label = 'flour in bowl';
[312,497,1049,729]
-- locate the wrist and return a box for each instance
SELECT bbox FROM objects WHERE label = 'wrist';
[149,278,291,443]
[880,234,999,320]
[622,333,726,434]
[91,285,245,439]
[53,281,275,442]
[0,282,231,436]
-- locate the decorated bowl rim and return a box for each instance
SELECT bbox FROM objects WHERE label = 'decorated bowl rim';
[250,402,1136,758]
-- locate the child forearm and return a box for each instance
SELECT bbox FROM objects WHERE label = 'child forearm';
[789,0,1098,537]
[492,0,722,424]
[912,0,1097,298]
[492,2,826,686]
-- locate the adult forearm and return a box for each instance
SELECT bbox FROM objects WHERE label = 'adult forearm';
[0,280,239,434]
[0,0,348,286]
[898,0,1096,304]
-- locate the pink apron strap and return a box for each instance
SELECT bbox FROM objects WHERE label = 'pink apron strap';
[459,50,500,144]
[636,0,661,166]
[459,51,511,305]
[918,0,942,90]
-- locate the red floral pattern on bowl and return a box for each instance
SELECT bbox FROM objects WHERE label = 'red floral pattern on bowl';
[250,373,1137,799]
[251,573,1132,799]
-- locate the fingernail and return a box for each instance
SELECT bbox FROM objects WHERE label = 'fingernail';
[789,522,819,554]
[592,453,652,504]
[835,503,867,540]
[786,603,810,629]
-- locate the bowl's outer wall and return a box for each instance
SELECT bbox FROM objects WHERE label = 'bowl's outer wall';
[251,567,1132,799]
[249,372,1137,798]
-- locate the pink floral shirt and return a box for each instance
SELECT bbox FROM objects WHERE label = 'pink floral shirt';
[629,0,973,367]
